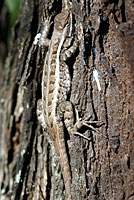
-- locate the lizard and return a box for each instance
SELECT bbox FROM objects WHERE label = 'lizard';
[37,9,106,200]
[36,10,74,200]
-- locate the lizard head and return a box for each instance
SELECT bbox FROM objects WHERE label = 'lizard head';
[54,10,69,32]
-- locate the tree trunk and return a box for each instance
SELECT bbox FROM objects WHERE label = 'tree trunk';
[0,0,134,199]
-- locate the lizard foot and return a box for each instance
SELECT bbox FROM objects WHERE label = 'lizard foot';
[73,115,107,140]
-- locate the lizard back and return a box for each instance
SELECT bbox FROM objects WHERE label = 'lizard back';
[42,10,71,128]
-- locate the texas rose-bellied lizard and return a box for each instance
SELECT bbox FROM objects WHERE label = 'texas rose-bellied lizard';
[37,9,106,200]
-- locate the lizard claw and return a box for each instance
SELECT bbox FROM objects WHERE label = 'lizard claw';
[73,131,91,141]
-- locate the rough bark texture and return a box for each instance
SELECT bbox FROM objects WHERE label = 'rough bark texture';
[0,0,134,200]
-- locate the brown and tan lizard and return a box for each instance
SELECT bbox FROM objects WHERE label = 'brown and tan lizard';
[37,9,106,200]
[37,10,74,200]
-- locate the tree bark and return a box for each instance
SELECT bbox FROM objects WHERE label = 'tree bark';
[0,0,134,199]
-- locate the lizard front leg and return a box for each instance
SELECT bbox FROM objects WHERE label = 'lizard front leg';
[60,37,79,61]
[37,99,47,130]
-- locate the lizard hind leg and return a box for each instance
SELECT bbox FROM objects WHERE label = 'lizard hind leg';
[58,101,107,141]
[57,101,90,140]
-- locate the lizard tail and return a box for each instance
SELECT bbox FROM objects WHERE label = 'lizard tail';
[53,124,72,200]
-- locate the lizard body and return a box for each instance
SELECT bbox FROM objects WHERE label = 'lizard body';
[37,9,106,200]
[37,10,73,200]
